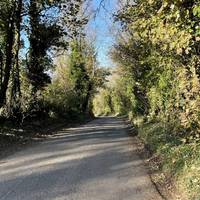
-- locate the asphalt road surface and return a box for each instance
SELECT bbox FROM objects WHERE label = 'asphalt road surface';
[0,117,162,200]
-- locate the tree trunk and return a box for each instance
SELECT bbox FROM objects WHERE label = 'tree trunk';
[0,9,15,108]
[0,50,3,89]
[9,0,23,116]
[82,82,92,113]
[12,0,22,99]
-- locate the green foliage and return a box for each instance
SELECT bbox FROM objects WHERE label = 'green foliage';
[93,67,141,116]
[93,88,113,116]
[0,0,90,120]
[69,40,91,113]
[112,0,200,133]
[44,53,82,118]
[44,39,109,119]
[138,121,200,199]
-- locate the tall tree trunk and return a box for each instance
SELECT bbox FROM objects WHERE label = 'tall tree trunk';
[82,82,92,114]
[0,8,15,108]
[9,0,23,116]
[28,0,42,92]
[0,49,3,89]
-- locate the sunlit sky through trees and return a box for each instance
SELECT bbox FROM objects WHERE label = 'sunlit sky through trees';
[86,0,118,68]
[21,0,118,68]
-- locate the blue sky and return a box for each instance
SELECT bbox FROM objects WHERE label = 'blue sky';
[86,0,118,67]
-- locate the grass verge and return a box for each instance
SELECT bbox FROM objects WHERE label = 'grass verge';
[132,118,200,200]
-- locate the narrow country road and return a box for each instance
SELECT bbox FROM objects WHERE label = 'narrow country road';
[0,117,162,200]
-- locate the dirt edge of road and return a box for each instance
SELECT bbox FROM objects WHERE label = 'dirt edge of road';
[123,117,185,200]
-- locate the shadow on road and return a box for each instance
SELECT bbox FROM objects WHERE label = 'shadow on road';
[0,117,161,200]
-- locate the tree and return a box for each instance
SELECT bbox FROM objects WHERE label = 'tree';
[27,0,62,92]
[109,0,200,133]
[44,37,109,118]
[0,0,23,109]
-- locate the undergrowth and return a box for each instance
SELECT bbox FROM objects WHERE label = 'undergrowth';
[136,119,200,200]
